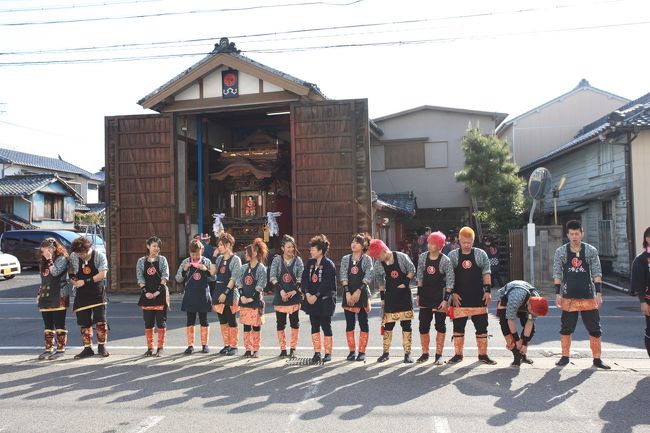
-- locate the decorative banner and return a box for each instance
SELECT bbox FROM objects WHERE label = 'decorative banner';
[222,70,239,99]
[266,212,282,237]
[212,213,225,238]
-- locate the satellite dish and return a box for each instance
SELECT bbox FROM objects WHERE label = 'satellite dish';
[528,167,552,200]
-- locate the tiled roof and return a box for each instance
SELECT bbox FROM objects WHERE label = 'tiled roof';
[0,148,101,181]
[376,191,417,216]
[521,96,650,171]
[0,174,81,199]
[138,38,325,106]
[0,212,37,229]
[86,203,106,214]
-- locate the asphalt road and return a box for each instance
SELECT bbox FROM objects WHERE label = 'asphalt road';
[0,271,648,433]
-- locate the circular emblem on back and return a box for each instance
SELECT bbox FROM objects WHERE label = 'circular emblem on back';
[462,260,472,269]
[244,275,254,286]
[282,273,292,283]
[390,270,399,279]
[350,266,359,275]
[146,267,156,276]
[427,266,436,275]
[192,272,201,281]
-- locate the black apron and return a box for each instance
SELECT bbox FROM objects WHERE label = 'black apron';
[273,257,300,307]
[562,243,594,299]
[382,252,413,313]
[239,264,262,309]
[181,262,212,312]
[419,255,445,308]
[453,249,484,308]
[342,255,370,309]
[301,259,336,317]
[38,258,69,310]
[212,256,239,306]
[137,259,166,308]
[73,251,106,311]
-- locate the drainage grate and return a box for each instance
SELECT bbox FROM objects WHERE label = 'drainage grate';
[285,357,320,366]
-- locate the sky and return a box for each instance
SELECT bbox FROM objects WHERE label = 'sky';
[0,0,648,174]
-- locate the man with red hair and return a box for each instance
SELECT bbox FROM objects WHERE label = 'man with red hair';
[447,226,495,365]
[497,280,549,366]
[416,231,454,364]
[368,239,416,363]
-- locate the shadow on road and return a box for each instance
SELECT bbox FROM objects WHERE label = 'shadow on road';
[599,375,650,433]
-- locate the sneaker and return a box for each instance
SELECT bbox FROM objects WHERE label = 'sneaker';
[48,351,65,360]
[184,346,194,355]
[154,348,163,357]
[279,350,288,358]
[74,347,95,359]
[356,352,366,362]
[219,346,230,355]
[38,350,55,360]
[97,344,110,357]
[478,355,497,365]
[311,352,322,364]
[322,353,332,363]
[433,354,443,365]
[446,354,463,365]
[243,350,252,358]
[521,355,534,365]
[377,352,390,363]
[555,356,570,366]
[289,348,296,358]
[143,349,154,357]
[201,345,210,354]
[593,358,611,370]
[416,353,430,363]
[346,352,356,361]
[226,347,238,356]
[251,351,259,358]
[403,353,414,364]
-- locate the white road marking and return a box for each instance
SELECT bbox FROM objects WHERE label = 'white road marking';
[431,416,451,433]
[0,346,646,352]
[126,416,164,433]
[285,379,321,432]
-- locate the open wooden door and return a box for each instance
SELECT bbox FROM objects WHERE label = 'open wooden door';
[290,99,372,265]
[105,114,177,292]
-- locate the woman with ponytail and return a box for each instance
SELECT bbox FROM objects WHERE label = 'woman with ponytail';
[236,238,269,358]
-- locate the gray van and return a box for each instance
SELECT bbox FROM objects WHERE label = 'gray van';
[0,230,82,268]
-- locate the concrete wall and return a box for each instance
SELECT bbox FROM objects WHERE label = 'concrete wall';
[499,88,628,167]
[372,109,501,209]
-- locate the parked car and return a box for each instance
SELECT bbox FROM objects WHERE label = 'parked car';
[0,252,21,279]
[0,229,106,269]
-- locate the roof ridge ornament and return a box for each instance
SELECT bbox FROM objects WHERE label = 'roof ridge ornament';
[213,38,240,54]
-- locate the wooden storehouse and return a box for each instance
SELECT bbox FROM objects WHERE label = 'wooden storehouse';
[105,38,372,291]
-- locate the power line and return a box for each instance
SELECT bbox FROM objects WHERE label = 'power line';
[0,0,163,13]
[1,18,647,66]
[0,0,366,26]
[0,0,628,55]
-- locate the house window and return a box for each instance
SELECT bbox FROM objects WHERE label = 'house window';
[67,182,82,196]
[598,143,613,175]
[384,142,425,169]
[87,183,99,204]
[598,200,615,256]
[43,194,63,220]
[0,197,12,213]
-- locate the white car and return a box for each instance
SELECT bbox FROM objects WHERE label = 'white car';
[0,252,21,280]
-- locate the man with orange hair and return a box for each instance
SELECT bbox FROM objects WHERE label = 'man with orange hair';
[368,239,416,363]
[447,226,495,365]
[416,231,454,364]
[497,280,549,366]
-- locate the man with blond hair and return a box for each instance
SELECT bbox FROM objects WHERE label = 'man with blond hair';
[447,226,495,365]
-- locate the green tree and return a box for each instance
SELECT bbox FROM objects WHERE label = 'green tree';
[455,128,526,234]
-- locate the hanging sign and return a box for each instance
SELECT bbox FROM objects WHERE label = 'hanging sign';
[222,70,239,99]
